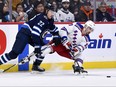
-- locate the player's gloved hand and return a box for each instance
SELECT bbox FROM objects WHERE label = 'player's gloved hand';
[63,40,72,50]
[34,46,41,54]
[53,35,61,46]
[62,36,72,50]
[71,47,81,57]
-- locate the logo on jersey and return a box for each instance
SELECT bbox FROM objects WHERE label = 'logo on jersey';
[43,32,53,44]
[88,33,112,49]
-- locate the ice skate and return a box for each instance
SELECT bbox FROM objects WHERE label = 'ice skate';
[72,64,88,74]
[31,65,45,74]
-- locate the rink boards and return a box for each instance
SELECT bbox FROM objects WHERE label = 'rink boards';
[0,22,116,72]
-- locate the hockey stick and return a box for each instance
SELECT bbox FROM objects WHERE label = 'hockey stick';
[0,52,36,73]
[0,45,52,73]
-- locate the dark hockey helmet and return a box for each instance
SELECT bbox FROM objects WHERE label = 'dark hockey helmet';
[45,3,54,11]
[43,3,54,16]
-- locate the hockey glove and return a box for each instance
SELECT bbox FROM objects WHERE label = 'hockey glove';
[53,36,61,46]
[63,40,72,50]
[71,47,81,57]
[34,46,41,54]
[61,36,72,50]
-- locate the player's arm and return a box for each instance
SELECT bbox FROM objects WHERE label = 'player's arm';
[31,19,45,54]
[78,36,89,52]
[48,19,62,46]
[49,19,58,35]
[50,26,61,46]
[59,26,73,49]
[72,36,89,57]
[31,34,41,54]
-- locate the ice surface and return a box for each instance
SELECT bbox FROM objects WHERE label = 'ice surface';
[0,68,116,86]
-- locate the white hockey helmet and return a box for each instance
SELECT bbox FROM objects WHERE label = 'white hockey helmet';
[62,0,70,3]
[84,20,95,30]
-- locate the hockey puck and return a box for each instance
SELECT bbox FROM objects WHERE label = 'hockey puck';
[107,76,111,78]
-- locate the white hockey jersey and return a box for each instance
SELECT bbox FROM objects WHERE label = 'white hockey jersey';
[59,22,90,53]
[53,12,61,22]
[57,8,75,22]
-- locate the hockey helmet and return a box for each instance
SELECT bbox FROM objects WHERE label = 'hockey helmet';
[62,0,70,3]
[84,20,95,30]
[45,3,53,11]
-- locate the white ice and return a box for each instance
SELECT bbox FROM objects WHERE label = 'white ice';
[0,68,116,86]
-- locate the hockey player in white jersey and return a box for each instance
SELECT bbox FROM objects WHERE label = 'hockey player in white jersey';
[42,20,95,73]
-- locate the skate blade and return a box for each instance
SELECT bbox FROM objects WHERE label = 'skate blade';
[74,71,88,76]
[31,71,44,74]
[82,71,88,73]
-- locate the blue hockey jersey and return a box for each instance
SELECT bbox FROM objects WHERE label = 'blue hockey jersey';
[21,13,58,47]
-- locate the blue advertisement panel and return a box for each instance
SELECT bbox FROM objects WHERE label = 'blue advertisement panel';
[18,24,29,71]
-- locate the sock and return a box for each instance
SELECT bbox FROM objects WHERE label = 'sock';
[33,56,44,66]
[0,53,11,65]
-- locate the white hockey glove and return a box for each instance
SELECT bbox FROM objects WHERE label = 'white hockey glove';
[61,36,72,50]
[63,40,72,50]
[70,47,81,57]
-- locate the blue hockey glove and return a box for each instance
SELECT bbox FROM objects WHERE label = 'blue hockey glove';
[34,46,41,54]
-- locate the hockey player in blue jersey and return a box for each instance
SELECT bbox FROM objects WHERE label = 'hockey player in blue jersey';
[0,4,58,72]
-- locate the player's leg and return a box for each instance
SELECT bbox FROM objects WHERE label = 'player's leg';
[56,49,87,73]
[28,38,45,72]
[53,44,71,58]
[0,28,30,65]
[49,44,87,73]
[72,56,88,74]
[31,44,66,72]
[53,44,87,73]
[41,44,87,73]
[31,55,45,72]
